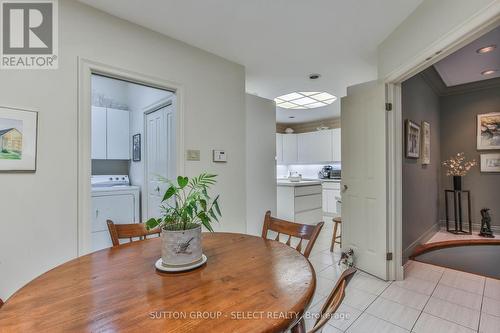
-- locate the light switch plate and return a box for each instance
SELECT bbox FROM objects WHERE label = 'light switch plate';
[186,149,200,161]
[213,150,227,162]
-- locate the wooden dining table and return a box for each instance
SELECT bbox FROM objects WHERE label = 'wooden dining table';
[0,233,316,332]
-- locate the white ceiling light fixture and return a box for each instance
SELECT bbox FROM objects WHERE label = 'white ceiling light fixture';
[274,91,337,109]
[476,45,496,54]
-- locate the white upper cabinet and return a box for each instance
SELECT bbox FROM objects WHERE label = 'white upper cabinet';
[276,133,283,163]
[282,134,298,164]
[91,107,107,159]
[298,130,333,163]
[107,108,130,160]
[91,106,130,160]
[332,128,341,162]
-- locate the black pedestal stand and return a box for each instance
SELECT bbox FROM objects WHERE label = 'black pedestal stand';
[444,190,472,235]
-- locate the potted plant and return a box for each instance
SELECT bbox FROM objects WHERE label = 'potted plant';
[442,152,477,191]
[146,173,221,266]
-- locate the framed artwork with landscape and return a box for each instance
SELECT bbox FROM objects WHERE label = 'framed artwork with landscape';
[481,153,500,173]
[0,107,38,172]
[477,112,500,150]
[405,120,420,159]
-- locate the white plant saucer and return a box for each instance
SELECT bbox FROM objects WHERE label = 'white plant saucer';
[155,254,207,272]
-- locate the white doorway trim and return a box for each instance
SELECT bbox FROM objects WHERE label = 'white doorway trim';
[384,8,500,280]
[77,58,185,256]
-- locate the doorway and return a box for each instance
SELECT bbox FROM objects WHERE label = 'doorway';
[78,59,184,255]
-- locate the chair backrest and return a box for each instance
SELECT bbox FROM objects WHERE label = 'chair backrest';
[309,268,357,333]
[261,211,324,258]
[107,220,161,247]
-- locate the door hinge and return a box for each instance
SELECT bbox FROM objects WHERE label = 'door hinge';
[385,103,393,111]
[386,252,393,261]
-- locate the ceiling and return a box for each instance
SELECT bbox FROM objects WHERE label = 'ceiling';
[79,0,423,123]
[434,26,500,87]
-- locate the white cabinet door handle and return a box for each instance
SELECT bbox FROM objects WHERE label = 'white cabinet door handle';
[95,209,99,218]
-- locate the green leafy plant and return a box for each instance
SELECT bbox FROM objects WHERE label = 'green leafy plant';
[145,173,221,232]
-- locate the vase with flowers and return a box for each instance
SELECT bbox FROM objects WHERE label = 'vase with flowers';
[442,152,477,191]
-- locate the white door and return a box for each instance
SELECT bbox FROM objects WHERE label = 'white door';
[107,108,130,159]
[341,81,388,280]
[146,104,176,219]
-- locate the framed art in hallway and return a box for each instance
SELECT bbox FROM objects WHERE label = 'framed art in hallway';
[0,107,38,172]
[132,134,141,162]
[477,112,500,150]
[405,119,420,159]
[421,121,430,165]
[480,153,500,173]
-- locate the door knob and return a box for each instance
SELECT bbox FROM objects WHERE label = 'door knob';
[156,186,160,192]
[343,185,348,191]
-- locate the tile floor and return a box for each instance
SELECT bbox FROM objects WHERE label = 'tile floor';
[293,221,500,333]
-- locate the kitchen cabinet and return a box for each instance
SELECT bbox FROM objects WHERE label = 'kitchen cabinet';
[332,128,341,162]
[282,134,298,163]
[322,181,341,216]
[276,133,283,163]
[91,107,107,159]
[107,108,130,159]
[277,182,323,225]
[92,106,130,160]
[298,130,333,163]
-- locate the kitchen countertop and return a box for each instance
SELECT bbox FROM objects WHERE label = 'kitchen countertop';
[277,179,322,187]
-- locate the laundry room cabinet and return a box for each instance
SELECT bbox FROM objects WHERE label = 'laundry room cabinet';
[91,106,130,160]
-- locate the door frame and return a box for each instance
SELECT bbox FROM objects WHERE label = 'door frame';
[77,58,185,256]
[143,98,174,221]
[384,11,500,280]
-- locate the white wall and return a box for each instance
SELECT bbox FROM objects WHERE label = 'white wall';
[245,94,276,236]
[127,83,173,221]
[0,0,245,300]
[378,0,500,79]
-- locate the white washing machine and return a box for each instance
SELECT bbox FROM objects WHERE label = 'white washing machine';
[91,175,140,252]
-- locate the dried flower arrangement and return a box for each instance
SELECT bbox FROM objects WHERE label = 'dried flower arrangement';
[442,152,477,176]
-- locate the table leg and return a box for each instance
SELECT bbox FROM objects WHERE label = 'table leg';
[458,191,463,232]
[291,318,306,333]
[453,191,459,232]
[445,191,450,232]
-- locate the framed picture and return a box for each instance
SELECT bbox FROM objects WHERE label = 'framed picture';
[132,134,141,162]
[477,112,500,150]
[480,153,500,172]
[0,107,38,172]
[421,121,431,165]
[405,120,420,159]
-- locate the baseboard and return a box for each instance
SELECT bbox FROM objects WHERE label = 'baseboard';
[438,220,500,233]
[402,223,440,262]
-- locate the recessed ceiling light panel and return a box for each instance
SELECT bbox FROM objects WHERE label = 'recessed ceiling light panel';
[481,69,498,76]
[476,45,496,54]
[274,91,337,109]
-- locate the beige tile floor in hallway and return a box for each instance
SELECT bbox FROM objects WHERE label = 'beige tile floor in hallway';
[294,220,500,333]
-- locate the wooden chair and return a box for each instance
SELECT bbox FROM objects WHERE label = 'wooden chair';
[0,298,3,308]
[291,267,357,333]
[330,217,342,252]
[261,211,324,258]
[107,220,161,247]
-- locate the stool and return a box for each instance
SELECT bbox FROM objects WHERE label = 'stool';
[330,217,342,252]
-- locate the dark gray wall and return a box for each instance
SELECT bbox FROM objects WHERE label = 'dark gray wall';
[91,159,130,175]
[402,74,441,259]
[440,86,500,227]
